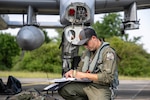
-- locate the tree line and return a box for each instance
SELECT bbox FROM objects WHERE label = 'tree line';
[0,13,150,77]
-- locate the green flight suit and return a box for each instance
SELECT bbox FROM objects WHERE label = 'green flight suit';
[58,42,118,100]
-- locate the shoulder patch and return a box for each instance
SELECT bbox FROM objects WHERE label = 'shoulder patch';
[106,52,114,60]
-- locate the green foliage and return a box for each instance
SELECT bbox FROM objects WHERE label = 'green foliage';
[55,28,64,43]
[42,29,52,43]
[106,37,150,77]
[0,33,20,70]
[13,42,62,73]
[92,13,122,39]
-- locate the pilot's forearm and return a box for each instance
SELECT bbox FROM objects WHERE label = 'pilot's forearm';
[75,71,98,81]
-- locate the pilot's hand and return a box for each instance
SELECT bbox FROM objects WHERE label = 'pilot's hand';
[65,70,74,78]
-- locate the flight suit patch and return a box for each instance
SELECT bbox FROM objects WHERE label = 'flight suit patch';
[106,52,114,60]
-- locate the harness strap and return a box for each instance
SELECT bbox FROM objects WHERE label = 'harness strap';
[82,42,109,72]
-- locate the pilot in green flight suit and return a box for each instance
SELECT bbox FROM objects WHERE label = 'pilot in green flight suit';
[58,27,119,100]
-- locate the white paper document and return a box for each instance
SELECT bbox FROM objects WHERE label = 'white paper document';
[50,78,76,83]
[44,83,59,90]
[44,78,92,91]
[50,77,92,83]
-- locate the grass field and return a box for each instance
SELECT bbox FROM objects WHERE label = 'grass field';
[0,71,61,78]
[0,71,150,80]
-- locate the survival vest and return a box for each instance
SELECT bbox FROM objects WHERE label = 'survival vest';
[81,42,119,88]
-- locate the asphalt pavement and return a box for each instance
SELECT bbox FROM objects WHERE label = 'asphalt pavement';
[0,77,150,100]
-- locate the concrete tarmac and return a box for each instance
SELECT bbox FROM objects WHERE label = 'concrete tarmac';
[0,78,150,100]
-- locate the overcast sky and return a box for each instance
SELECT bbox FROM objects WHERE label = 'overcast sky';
[1,9,150,53]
